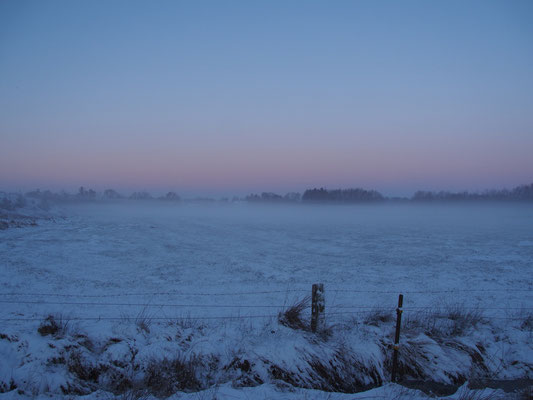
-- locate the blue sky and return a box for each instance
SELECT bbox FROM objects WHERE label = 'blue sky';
[1,0,532,196]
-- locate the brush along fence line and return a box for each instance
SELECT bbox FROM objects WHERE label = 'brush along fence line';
[1,285,531,326]
[0,284,531,391]
[0,284,531,323]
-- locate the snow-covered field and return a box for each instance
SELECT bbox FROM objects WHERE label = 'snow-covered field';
[1,201,532,399]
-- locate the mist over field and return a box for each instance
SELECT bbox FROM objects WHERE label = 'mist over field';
[1,195,532,398]
[29,200,533,296]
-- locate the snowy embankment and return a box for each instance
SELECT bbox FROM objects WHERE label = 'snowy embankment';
[0,201,532,399]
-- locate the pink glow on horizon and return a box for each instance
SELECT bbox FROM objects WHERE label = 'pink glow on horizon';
[1,136,532,196]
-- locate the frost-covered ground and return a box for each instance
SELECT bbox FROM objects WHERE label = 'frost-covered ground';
[0,201,532,398]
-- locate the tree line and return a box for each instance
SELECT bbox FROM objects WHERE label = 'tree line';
[2,183,532,209]
[23,187,182,203]
[411,183,533,202]
[247,183,533,203]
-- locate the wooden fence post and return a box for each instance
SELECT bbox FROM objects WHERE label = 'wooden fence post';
[391,293,403,382]
[311,283,325,333]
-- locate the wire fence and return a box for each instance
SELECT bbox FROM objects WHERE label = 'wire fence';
[0,286,531,323]
[0,288,531,297]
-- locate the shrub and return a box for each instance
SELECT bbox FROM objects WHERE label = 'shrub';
[363,308,394,326]
[403,305,483,337]
[67,350,103,383]
[444,305,483,335]
[38,315,69,337]
[143,354,202,396]
[278,296,310,331]
[134,307,152,334]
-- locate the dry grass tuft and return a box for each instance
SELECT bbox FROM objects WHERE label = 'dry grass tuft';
[143,354,203,397]
[363,308,394,326]
[278,296,310,331]
[38,314,70,338]
[403,305,484,337]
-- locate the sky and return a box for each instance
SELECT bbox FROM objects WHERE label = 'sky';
[1,0,532,197]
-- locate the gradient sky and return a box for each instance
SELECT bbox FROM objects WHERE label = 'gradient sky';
[1,0,532,196]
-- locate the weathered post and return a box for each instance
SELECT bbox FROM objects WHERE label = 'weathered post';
[391,293,404,382]
[311,283,325,333]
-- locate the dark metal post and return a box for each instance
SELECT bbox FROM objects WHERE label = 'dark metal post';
[311,283,325,333]
[391,293,403,382]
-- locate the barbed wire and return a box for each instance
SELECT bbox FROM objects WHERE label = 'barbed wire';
[0,314,279,322]
[330,289,532,294]
[0,287,530,298]
[2,299,530,311]
[0,300,288,308]
[328,311,529,321]
[400,310,530,321]
[0,290,308,298]
[1,285,530,325]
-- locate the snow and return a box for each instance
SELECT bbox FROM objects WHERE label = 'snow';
[0,201,532,398]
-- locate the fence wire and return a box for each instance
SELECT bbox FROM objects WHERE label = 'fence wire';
[0,299,531,311]
[0,286,530,323]
[0,288,530,298]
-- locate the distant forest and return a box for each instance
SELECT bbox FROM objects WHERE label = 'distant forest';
[246,183,533,203]
[1,183,532,210]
